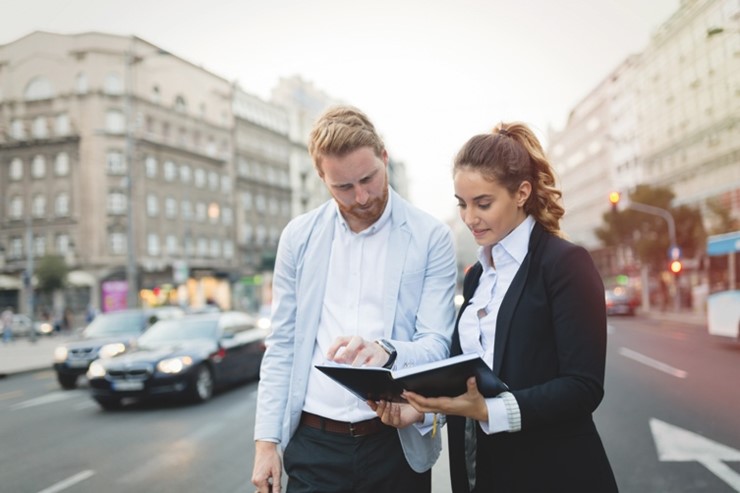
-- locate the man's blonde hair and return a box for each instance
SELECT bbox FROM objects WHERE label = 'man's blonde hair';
[308,105,385,174]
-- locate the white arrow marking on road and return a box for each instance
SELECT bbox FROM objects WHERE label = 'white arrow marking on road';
[619,347,688,378]
[36,470,95,493]
[650,418,740,492]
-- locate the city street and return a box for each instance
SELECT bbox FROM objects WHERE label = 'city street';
[1,313,738,492]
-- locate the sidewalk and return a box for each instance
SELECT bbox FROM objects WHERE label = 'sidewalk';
[0,334,72,378]
[638,308,706,327]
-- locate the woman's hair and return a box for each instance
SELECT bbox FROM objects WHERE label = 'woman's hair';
[308,105,385,175]
[453,122,565,237]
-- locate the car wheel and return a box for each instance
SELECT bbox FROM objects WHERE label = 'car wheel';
[94,397,122,410]
[189,364,214,403]
[57,373,78,390]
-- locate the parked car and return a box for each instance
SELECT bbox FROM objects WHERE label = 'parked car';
[53,307,183,389]
[87,311,267,409]
[10,314,54,338]
[605,287,638,316]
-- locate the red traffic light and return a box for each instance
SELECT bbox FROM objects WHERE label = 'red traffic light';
[608,192,621,205]
[669,260,682,274]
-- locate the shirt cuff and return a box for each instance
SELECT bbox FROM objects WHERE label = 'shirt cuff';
[413,412,437,435]
[479,391,521,434]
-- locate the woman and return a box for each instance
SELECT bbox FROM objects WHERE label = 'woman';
[387,123,618,492]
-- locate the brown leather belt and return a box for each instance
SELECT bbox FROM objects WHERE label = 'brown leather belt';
[300,411,389,437]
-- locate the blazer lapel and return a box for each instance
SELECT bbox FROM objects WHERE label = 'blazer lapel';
[492,223,544,375]
[383,191,410,337]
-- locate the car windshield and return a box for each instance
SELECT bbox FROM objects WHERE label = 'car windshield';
[138,319,218,345]
[84,312,145,337]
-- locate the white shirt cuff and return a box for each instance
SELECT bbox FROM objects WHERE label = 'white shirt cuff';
[479,391,521,434]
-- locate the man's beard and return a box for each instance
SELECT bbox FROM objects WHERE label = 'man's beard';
[338,184,389,227]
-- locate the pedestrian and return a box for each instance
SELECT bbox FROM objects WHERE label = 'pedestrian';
[251,105,457,493]
[2,306,14,343]
[397,122,618,492]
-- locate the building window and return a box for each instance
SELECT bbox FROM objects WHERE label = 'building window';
[32,195,46,217]
[10,237,23,259]
[147,234,160,256]
[256,194,266,213]
[103,73,123,95]
[242,191,252,210]
[197,237,208,257]
[151,85,160,104]
[222,207,233,225]
[221,176,232,193]
[10,158,23,180]
[32,116,48,138]
[180,164,191,183]
[146,194,159,217]
[195,202,206,222]
[24,76,54,101]
[107,191,127,214]
[32,155,46,178]
[56,234,70,255]
[163,160,177,181]
[105,110,125,133]
[33,235,46,257]
[109,232,125,255]
[75,73,88,95]
[165,197,177,218]
[208,171,219,191]
[243,224,253,242]
[56,114,70,135]
[194,168,205,188]
[181,200,192,220]
[223,239,234,259]
[9,196,23,219]
[174,95,187,113]
[209,238,220,258]
[107,151,126,175]
[10,119,25,140]
[55,153,70,176]
[166,235,178,255]
[55,193,69,216]
[145,156,157,178]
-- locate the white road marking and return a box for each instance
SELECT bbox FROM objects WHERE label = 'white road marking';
[35,470,95,493]
[10,391,78,410]
[618,347,688,378]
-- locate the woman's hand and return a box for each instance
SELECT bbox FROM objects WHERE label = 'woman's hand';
[367,400,424,428]
[402,377,489,422]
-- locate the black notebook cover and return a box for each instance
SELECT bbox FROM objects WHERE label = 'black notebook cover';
[316,353,508,403]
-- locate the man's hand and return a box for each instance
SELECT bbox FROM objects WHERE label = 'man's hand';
[252,440,282,493]
[402,377,489,422]
[367,400,424,428]
[326,335,388,367]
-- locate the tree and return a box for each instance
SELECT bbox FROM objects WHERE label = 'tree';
[595,184,706,272]
[705,197,740,235]
[36,254,68,294]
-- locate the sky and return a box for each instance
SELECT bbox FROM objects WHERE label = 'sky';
[1,0,680,222]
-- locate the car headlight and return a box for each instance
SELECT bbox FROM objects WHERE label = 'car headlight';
[156,356,194,374]
[98,343,126,359]
[37,322,53,335]
[53,346,68,362]
[87,360,107,379]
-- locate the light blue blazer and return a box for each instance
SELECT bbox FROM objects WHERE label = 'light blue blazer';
[254,189,457,472]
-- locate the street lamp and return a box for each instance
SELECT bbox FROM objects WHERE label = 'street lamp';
[123,40,169,308]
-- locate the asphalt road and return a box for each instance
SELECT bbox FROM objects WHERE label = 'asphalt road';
[1,314,738,493]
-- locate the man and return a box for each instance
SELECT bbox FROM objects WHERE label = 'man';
[251,105,456,493]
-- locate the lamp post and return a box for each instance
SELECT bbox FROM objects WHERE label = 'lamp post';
[25,214,36,342]
[124,48,138,308]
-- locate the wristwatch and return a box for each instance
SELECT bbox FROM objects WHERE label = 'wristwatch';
[375,339,397,369]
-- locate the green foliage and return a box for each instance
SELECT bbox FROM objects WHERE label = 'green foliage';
[705,198,740,234]
[35,254,68,293]
[596,184,706,271]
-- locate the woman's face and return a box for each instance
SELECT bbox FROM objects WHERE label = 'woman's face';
[454,167,531,246]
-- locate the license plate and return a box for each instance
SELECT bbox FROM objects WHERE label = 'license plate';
[67,359,90,368]
[113,380,144,391]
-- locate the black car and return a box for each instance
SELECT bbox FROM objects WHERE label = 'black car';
[86,311,267,409]
[53,307,184,389]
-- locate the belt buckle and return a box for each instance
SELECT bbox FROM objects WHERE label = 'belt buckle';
[349,422,360,437]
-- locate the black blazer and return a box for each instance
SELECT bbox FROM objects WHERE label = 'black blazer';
[448,222,618,493]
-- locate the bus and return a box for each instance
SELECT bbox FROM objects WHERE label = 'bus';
[706,230,740,340]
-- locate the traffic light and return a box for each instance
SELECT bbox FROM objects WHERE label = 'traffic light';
[669,260,682,274]
[609,191,620,212]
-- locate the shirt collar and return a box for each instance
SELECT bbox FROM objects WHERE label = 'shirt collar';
[477,215,535,268]
[334,187,393,235]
